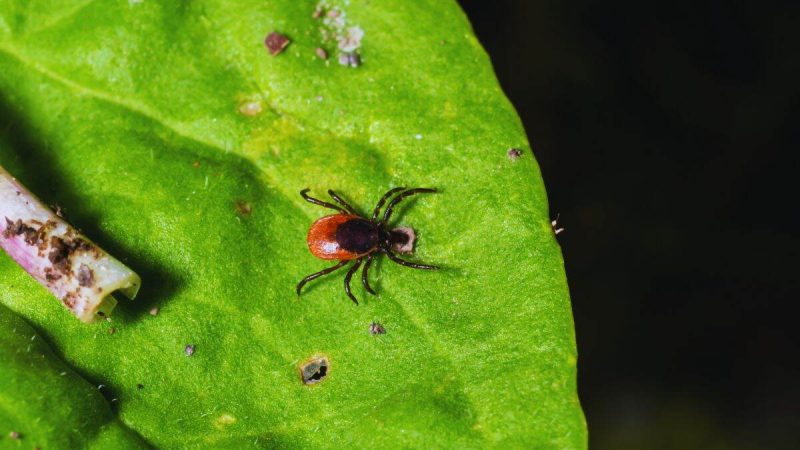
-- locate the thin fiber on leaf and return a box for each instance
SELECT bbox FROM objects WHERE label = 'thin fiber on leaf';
[0,0,585,448]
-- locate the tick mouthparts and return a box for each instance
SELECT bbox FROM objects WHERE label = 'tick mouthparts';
[390,227,416,253]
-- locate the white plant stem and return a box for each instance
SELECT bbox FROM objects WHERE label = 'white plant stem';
[0,165,140,322]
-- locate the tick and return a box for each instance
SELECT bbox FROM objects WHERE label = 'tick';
[297,187,439,304]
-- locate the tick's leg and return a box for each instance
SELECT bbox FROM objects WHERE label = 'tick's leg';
[327,189,359,215]
[296,260,350,295]
[384,249,439,270]
[361,254,377,295]
[300,188,347,214]
[344,258,363,304]
[381,188,437,224]
[372,187,406,220]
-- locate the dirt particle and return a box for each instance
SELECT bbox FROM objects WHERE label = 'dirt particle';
[338,52,361,67]
[184,344,196,356]
[235,200,252,216]
[265,32,290,56]
[44,268,62,282]
[507,147,523,161]
[369,322,386,335]
[337,26,364,53]
[78,264,95,287]
[300,356,329,385]
[551,215,565,235]
[192,160,201,169]
[136,383,144,390]
[315,47,329,60]
[8,431,20,440]
[51,204,66,218]
[149,307,159,316]
[48,236,93,275]
[3,218,40,245]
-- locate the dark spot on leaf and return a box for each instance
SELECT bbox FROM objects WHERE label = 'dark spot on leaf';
[8,431,20,440]
[185,344,195,356]
[315,47,328,60]
[507,147,523,160]
[235,200,252,216]
[78,264,94,287]
[265,32,290,56]
[300,357,329,385]
[108,327,116,335]
[137,383,144,390]
[369,322,386,335]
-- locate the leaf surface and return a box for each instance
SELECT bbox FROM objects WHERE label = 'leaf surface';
[0,0,585,448]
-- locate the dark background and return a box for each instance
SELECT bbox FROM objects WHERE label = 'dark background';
[459,1,799,448]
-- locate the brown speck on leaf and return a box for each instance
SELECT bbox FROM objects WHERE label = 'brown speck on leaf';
[78,264,94,287]
[369,322,386,335]
[8,431,20,440]
[192,160,201,169]
[265,32,290,56]
[235,200,252,216]
[108,327,116,335]
[507,147,523,161]
[149,307,159,316]
[185,344,196,356]
[315,47,329,60]
[312,7,323,19]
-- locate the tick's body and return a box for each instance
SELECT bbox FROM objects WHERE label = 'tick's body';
[297,187,438,304]
[307,215,378,260]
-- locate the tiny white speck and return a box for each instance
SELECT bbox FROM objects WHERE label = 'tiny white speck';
[415,134,423,140]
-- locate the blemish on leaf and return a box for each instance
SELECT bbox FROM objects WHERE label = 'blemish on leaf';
[214,413,237,428]
[8,431,20,440]
[238,100,263,117]
[149,306,159,316]
[265,32,290,56]
[108,327,116,335]
[184,344,196,356]
[300,356,329,385]
[192,160,201,169]
[136,383,144,390]
[507,147,523,161]
[369,322,386,335]
[235,200,252,216]
[315,47,329,60]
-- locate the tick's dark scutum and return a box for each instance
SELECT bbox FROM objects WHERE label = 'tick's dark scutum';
[336,218,378,254]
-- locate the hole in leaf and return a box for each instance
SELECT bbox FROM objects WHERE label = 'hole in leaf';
[300,356,329,385]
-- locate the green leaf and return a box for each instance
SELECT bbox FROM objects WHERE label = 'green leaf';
[0,0,585,448]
